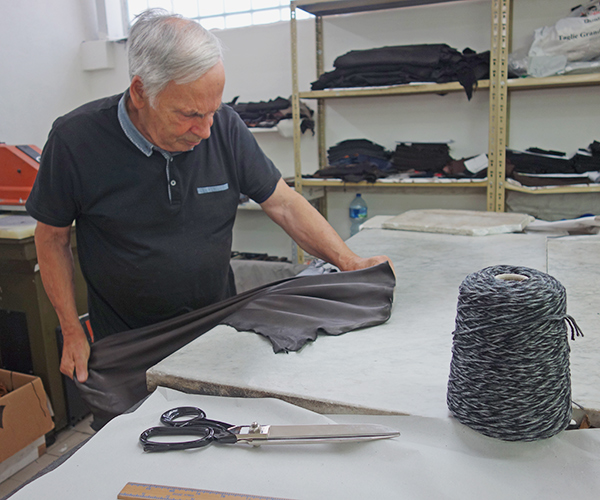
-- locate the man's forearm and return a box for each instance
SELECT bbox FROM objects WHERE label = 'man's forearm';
[261,179,392,272]
[34,222,81,329]
[34,222,90,381]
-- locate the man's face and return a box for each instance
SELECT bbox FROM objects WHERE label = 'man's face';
[132,62,226,153]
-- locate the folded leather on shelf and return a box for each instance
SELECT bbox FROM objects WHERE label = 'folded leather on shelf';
[75,263,396,428]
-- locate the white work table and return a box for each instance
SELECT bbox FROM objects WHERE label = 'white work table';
[8,387,600,500]
[8,226,600,500]
[147,228,600,417]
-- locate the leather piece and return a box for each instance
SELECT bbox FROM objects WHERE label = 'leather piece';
[224,264,395,353]
[75,263,396,428]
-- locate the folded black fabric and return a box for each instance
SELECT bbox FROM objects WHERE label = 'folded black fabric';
[334,44,451,68]
[75,263,395,428]
[391,142,454,173]
[506,148,575,174]
[311,44,490,100]
[226,96,315,133]
[312,161,389,183]
[573,141,600,173]
[573,152,600,173]
[327,139,391,164]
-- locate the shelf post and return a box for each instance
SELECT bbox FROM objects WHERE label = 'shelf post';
[290,2,303,197]
[290,2,305,263]
[488,0,511,212]
[315,15,327,170]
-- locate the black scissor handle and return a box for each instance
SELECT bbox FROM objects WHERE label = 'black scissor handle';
[140,425,214,452]
[140,407,237,452]
[161,406,207,427]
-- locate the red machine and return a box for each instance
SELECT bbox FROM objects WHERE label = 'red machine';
[0,144,40,208]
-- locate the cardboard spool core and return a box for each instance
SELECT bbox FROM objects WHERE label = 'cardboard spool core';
[494,273,529,282]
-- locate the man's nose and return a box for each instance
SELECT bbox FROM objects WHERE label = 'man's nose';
[191,116,213,139]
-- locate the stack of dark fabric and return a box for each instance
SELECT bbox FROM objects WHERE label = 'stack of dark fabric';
[391,142,454,175]
[573,141,600,173]
[311,44,490,100]
[506,142,600,187]
[227,96,315,134]
[506,148,575,174]
[311,139,393,183]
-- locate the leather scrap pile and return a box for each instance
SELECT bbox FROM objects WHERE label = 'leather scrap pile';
[227,96,314,134]
[311,44,491,100]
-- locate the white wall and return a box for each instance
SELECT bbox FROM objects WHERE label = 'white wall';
[2,0,598,258]
[0,0,98,147]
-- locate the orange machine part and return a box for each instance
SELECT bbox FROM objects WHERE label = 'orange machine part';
[0,144,40,206]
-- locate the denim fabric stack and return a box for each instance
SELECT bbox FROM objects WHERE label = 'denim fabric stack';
[312,139,393,183]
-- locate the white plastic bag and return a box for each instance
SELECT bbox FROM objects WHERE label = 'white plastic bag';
[529,11,600,62]
[528,8,600,76]
[509,3,600,77]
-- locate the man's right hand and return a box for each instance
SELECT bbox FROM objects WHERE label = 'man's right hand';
[60,325,91,383]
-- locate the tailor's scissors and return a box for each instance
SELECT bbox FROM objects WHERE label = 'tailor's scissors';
[139,406,400,452]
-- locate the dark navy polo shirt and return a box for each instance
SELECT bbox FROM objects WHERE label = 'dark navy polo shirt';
[26,91,281,339]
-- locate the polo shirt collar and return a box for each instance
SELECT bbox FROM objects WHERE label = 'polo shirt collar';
[118,91,155,157]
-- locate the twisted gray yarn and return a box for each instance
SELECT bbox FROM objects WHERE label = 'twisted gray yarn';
[447,265,583,441]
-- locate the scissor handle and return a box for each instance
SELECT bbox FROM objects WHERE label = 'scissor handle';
[140,407,237,452]
[161,406,207,427]
[160,407,234,434]
[140,425,214,452]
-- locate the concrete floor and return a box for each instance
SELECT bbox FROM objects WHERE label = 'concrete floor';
[0,415,94,499]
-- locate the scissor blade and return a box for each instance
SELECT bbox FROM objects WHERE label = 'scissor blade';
[230,423,399,445]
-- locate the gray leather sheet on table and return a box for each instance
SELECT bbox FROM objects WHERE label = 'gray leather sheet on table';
[147,229,600,418]
[75,263,395,426]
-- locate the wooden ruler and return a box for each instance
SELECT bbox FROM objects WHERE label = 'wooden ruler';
[118,482,294,500]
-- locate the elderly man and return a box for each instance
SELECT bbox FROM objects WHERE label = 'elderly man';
[26,9,391,385]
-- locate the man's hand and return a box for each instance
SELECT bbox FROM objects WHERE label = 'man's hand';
[261,179,394,275]
[59,325,90,383]
[338,255,395,275]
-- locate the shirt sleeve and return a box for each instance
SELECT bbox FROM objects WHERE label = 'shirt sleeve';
[26,123,80,227]
[220,105,282,204]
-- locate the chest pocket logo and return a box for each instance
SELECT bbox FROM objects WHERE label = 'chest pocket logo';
[197,183,229,195]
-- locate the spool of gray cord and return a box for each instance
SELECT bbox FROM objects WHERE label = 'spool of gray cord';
[447,265,583,441]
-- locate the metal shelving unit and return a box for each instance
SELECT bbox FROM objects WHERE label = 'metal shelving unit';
[290,0,600,218]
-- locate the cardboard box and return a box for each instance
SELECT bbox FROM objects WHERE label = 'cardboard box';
[0,370,54,481]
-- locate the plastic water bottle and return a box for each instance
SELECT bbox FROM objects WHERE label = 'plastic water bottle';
[349,193,368,237]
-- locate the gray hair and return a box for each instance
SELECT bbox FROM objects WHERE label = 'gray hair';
[128,9,224,106]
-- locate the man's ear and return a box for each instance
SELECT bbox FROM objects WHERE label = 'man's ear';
[129,76,147,110]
